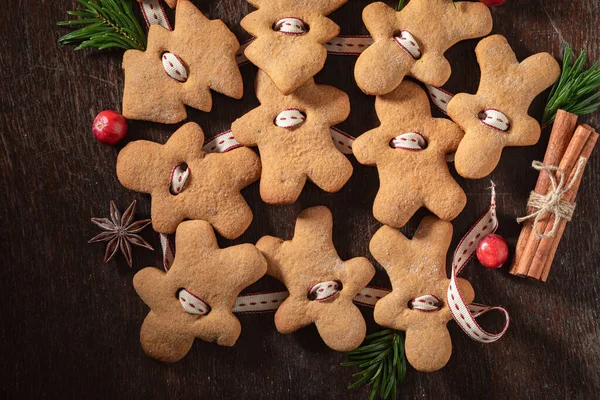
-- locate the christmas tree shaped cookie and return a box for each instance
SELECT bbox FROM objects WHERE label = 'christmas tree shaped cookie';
[123,0,243,123]
[134,220,267,362]
[241,0,347,94]
[448,35,561,179]
[116,122,260,239]
[370,216,475,372]
[231,70,352,204]
[353,80,466,228]
[355,0,492,95]
[256,206,375,352]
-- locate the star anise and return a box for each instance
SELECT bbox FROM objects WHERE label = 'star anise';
[88,200,153,268]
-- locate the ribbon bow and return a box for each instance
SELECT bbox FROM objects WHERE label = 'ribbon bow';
[516,158,586,238]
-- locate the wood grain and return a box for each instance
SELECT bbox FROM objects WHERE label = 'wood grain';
[1,0,599,398]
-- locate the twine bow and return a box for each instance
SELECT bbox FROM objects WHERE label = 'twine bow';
[516,158,587,238]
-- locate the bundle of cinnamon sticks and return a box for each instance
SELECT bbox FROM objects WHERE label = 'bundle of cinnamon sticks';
[510,110,599,281]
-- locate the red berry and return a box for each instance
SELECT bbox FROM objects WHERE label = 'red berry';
[476,234,509,269]
[92,110,128,145]
[480,0,506,6]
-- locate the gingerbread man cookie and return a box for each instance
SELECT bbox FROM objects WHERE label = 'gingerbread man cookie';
[256,206,375,352]
[123,0,243,123]
[134,220,267,362]
[116,122,260,239]
[354,0,492,95]
[241,0,346,95]
[448,35,561,179]
[353,80,466,228]
[370,216,475,372]
[231,70,352,205]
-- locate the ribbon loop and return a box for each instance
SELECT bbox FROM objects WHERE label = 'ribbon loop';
[274,108,306,129]
[447,183,510,343]
[162,52,188,82]
[169,163,190,195]
[308,281,341,302]
[479,108,510,132]
[273,17,307,35]
[390,132,426,150]
[393,30,422,60]
[409,294,442,312]
[178,288,211,315]
[516,158,585,238]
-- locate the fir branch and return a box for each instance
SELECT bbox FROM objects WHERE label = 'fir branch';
[342,330,407,400]
[57,0,146,51]
[543,44,600,126]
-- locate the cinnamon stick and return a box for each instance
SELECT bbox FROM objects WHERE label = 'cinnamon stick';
[515,124,593,278]
[537,130,599,281]
[510,110,578,276]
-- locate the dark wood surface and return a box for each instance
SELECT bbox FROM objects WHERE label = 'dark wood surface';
[1,0,599,398]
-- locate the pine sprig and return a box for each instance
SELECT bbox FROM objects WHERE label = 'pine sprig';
[57,0,146,51]
[542,44,600,126]
[341,330,407,400]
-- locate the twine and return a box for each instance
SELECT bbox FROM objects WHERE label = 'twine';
[516,158,587,239]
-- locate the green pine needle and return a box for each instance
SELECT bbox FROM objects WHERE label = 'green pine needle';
[57,0,146,51]
[542,44,600,126]
[342,330,407,400]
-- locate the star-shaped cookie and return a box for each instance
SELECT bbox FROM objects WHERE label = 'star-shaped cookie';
[353,80,466,228]
[256,206,375,352]
[231,70,352,205]
[123,0,243,123]
[354,0,492,95]
[240,0,346,94]
[134,220,267,362]
[116,122,260,239]
[448,35,561,179]
[370,216,475,372]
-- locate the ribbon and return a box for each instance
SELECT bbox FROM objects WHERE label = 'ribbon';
[446,183,510,342]
[394,30,422,60]
[274,108,306,129]
[479,108,510,132]
[161,52,188,82]
[169,163,190,194]
[516,158,585,238]
[390,132,426,150]
[409,294,442,312]
[308,281,341,302]
[178,288,211,315]
[139,0,171,30]
[273,17,307,35]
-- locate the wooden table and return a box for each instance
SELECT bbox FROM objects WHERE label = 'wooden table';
[2,0,599,398]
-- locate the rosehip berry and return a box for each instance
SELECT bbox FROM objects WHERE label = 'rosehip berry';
[480,0,506,6]
[476,234,509,269]
[92,110,128,145]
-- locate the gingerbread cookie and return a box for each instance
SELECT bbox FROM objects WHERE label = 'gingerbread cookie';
[256,206,375,352]
[354,1,492,96]
[240,0,346,95]
[116,122,260,239]
[123,0,243,124]
[448,35,561,179]
[370,216,475,372]
[134,220,267,362]
[231,70,352,204]
[353,80,466,228]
